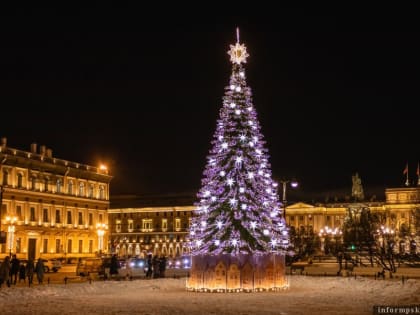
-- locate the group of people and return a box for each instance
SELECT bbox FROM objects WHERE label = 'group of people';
[0,255,45,288]
[145,254,167,279]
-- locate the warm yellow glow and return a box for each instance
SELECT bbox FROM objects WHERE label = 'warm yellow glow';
[99,164,107,171]
[187,254,288,293]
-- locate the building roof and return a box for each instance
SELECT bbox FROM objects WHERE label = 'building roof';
[110,193,195,209]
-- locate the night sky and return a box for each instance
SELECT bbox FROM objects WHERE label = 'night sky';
[1,7,419,202]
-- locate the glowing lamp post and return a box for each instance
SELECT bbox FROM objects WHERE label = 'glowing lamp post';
[96,223,108,254]
[279,179,298,218]
[6,215,17,257]
[319,226,342,255]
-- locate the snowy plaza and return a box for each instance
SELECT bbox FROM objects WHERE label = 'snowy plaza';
[0,276,419,315]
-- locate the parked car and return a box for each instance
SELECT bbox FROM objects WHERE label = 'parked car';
[167,255,191,269]
[42,259,62,273]
[120,258,147,278]
[75,258,103,276]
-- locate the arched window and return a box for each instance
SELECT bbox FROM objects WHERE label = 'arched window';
[17,173,23,188]
[56,179,62,193]
[79,183,85,197]
[68,180,73,195]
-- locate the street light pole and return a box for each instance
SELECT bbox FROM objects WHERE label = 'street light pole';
[96,223,108,255]
[279,179,298,219]
[6,215,17,257]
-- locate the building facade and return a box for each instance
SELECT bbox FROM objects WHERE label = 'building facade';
[108,205,194,258]
[0,137,112,261]
[286,187,420,253]
[108,187,420,259]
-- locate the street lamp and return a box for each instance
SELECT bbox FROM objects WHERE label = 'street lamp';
[319,226,342,255]
[279,179,298,218]
[6,215,17,257]
[96,223,108,254]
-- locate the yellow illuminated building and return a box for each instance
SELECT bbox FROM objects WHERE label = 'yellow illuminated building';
[109,187,420,258]
[109,195,194,258]
[0,137,112,261]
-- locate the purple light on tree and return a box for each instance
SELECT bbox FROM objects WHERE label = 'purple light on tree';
[189,29,289,257]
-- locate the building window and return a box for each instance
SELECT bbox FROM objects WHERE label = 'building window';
[290,216,295,221]
[44,178,49,191]
[326,216,331,221]
[0,204,6,219]
[43,208,48,223]
[89,184,94,198]
[99,185,105,199]
[17,173,23,188]
[175,218,181,231]
[55,239,61,254]
[401,213,406,219]
[99,214,103,223]
[156,212,159,216]
[162,219,168,231]
[116,220,121,233]
[55,210,61,224]
[67,239,72,254]
[78,212,83,225]
[56,179,62,193]
[68,180,73,195]
[142,219,153,231]
[16,238,21,254]
[88,213,93,226]
[31,177,36,190]
[2,170,8,185]
[128,220,134,232]
[78,240,83,253]
[89,240,93,254]
[43,239,48,254]
[299,216,304,221]
[16,205,22,221]
[67,211,72,225]
[79,183,85,197]
[30,207,35,222]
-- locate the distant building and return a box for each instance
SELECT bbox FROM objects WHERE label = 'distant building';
[108,194,194,258]
[286,186,420,253]
[0,137,112,261]
[109,186,420,258]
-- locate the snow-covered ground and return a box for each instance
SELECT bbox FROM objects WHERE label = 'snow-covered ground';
[0,276,419,315]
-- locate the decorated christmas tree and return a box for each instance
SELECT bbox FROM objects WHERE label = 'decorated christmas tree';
[187,29,290,292]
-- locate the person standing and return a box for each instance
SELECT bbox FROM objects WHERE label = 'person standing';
[0,256,10,288]
[145,254,153,279]
[109,254,120,279]
[0,256,11,288]
[10,254,20,285]
[26,259,35,286]
[35,258,45,284]
[18,261,26,283]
